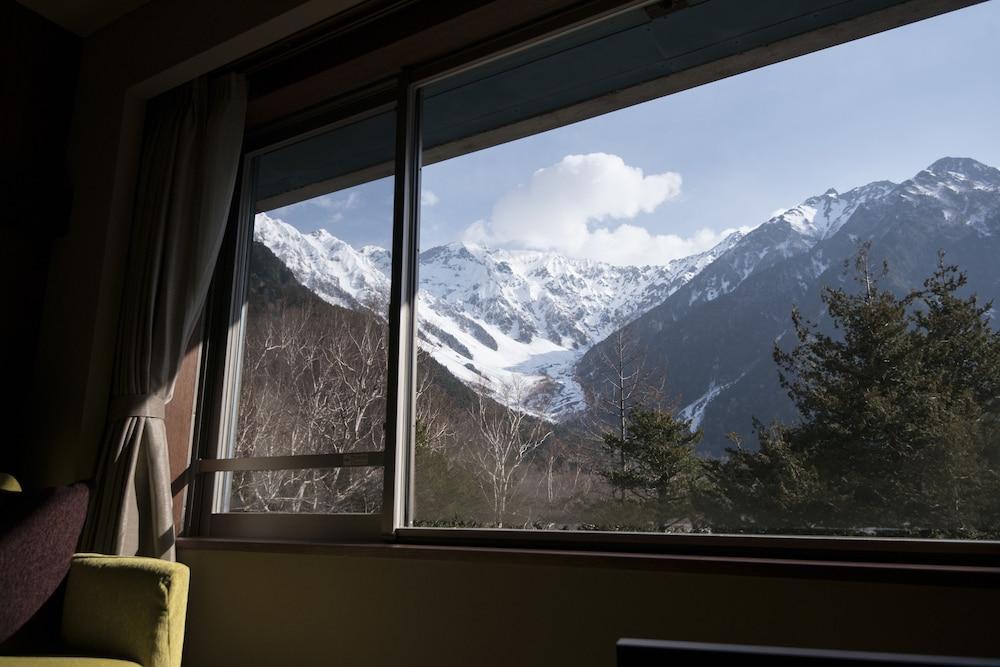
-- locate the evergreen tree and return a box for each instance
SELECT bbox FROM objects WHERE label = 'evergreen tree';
[601,407,703,527]
[699,420,822,531]
[703,245,1000,536]
[773,246,933,528]
[914,254,1000,535]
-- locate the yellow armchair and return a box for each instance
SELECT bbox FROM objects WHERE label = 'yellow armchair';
[0,472,189,667]
[0,554,189,667]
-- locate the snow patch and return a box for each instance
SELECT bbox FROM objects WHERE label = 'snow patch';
[254,212,729,420]
[680,372,746,430]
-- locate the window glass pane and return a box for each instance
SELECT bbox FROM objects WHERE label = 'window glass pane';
[412,2,1000,537]
[228,112,395,514]
[255,109,394,211]
[227,467,383,514]
[420,0,914,162]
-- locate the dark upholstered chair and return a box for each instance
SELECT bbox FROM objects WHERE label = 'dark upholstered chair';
[0,477,189,667]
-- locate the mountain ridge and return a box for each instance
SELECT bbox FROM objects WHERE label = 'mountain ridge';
[577,156,1000,454]
[254,211,738,416]
[255,156,1000,429]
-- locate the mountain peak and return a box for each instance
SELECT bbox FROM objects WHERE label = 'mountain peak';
[905,157,1000,200]
[926,156,990,176]
[920,157,1000,188]
[773,180,895,242]
[420,241,482,264]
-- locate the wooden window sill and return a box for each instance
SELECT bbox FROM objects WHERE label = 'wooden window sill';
[176,536,1000,587]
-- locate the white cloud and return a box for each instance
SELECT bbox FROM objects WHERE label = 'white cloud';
[302,190,362,220]
[421,189,440,207]
[464,219,490,244]
[462,153,743,265]
[576,224,753,266]
[327,190,362,210]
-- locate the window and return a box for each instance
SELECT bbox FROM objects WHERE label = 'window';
[229,174,393,516]
[194,106,396,540]
[406,0,1000,539]
[193,0,1000,548]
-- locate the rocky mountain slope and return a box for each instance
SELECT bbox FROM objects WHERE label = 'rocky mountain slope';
[254,212,735,416]
[577,157,1000,454]
[256,157,1000,452]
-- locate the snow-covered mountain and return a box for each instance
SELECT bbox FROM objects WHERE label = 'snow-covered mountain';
[254,212,733,416]
[256,157,1000,433]
[255,214,390,311]
[679,179,898,311]
[578,156,1000,454]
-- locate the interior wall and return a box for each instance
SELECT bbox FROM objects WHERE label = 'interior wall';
[178,547,1000,667]
[0,2,80,478]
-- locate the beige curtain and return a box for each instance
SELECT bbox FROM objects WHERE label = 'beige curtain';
[81,73,247,560]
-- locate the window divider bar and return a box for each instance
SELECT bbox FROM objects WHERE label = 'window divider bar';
[196,451,386,474]
[383,71,423,537]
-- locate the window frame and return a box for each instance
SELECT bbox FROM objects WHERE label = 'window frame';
[187,0,1000,564]
[189,90,400,541]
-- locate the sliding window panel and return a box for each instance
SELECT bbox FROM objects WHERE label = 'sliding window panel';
[409,0,1000,539]
[217,107,397,526]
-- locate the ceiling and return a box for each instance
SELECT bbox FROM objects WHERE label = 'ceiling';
[16,0,151,36]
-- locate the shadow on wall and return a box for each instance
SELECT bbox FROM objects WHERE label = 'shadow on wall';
[0,2,80,480]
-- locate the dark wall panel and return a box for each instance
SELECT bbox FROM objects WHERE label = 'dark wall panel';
[0,1,80,480]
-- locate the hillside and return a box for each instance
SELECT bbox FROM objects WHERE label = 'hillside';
[577,157,1000,454]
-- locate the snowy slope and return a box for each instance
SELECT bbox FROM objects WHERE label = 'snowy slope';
[254,213,729,417]
[414,240,735,415]
[682,180,898,309]
[255,213,389,311]
[256,157,1000,428]
[775,181,897,241]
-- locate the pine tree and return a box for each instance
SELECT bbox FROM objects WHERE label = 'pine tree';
[912,254,1000,534]
[586,325,665,503]
[703,245,1000,536]
[601,407,703,528]
[699,420,822,531]
[772,245,931,528]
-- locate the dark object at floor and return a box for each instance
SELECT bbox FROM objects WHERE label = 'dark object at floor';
[616,639,1000,666]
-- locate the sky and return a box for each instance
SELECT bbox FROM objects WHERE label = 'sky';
[265,0,1000,266]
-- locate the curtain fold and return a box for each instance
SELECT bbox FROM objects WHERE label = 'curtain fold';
[81,73,247,560]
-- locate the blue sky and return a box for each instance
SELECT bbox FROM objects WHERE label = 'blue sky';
[266,0,1000,265]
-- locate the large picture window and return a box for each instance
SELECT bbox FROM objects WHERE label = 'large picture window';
[407,1,1000,537]
[196,0,1000,547]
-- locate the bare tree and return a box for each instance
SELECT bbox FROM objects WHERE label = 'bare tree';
[586,323,664,501]
[413,357,453,454]
[530,434,595,517]
[468,378,551,527]
[232,301,388,513]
